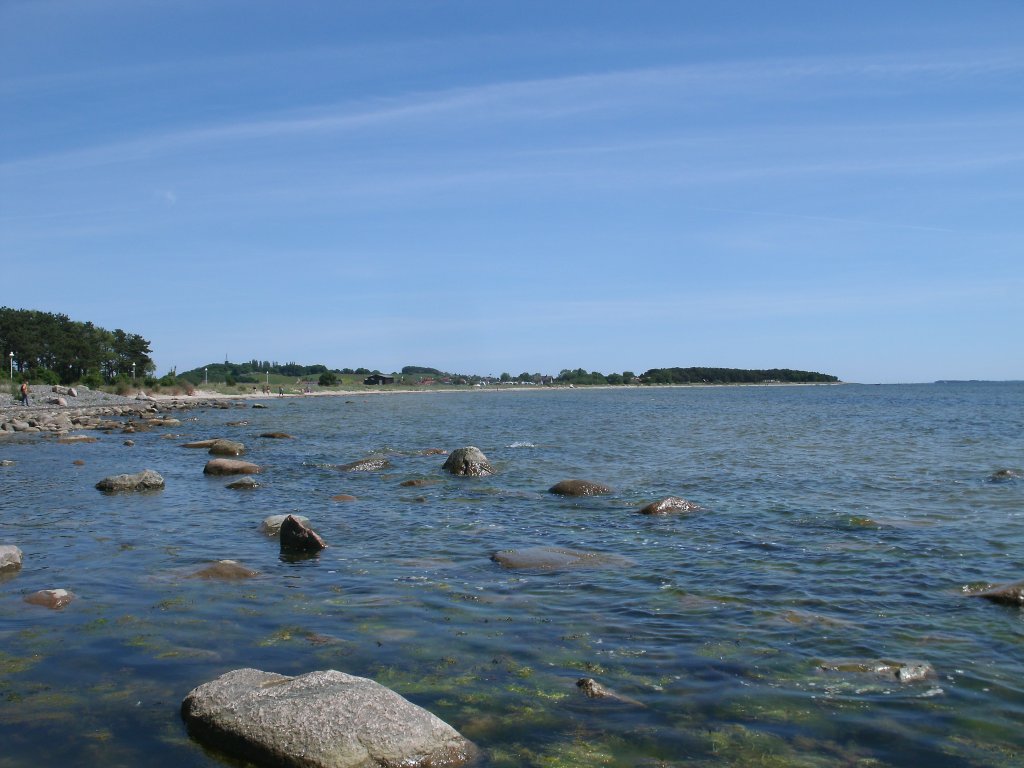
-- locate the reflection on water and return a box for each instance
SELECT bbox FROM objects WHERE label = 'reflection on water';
[1,383,1023,766]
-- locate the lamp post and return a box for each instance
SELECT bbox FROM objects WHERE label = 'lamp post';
[266,370,269,386]
[204,367,208,385]
[132,362,136,381]
[8,351,12,380]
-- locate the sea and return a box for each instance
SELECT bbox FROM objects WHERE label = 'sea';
[0,382,1021,767]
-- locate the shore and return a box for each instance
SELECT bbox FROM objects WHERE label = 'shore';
[1,380,845,437]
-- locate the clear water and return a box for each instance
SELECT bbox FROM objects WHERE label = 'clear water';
[1,383,1022,767]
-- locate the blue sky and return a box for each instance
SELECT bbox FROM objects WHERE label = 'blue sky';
[2,1,1022,383]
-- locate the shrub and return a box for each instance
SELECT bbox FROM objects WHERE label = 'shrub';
[33,368,61,385]
[318,371,338,387]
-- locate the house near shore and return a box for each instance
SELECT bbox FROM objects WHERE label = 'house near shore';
[363,374,395,386]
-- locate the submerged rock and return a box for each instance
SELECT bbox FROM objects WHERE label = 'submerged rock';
[57,435,98,444]
[818,659,936,684]
[972,580,1024,606]
[576,677,644,705]
[280,515,327,553]
[226,477,261,490]
[261,514,310,536]
[338,456,392,472]
[331,494,357,502]
[204,458,261,476]
[95,469,165,492]
[24,588,75,609]
[491,545,630,570]
[548,479,613,497]
[190,560,259,580]
[260,432,293,439]
[988,468,1022,483]
[0,545,23,572]
[181,668,478,768]
[636,496,703,515]
[442,446,494,477]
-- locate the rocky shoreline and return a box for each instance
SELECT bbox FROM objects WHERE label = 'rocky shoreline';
[0,384,236,436]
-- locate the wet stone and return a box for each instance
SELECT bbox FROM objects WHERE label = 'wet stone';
[0,545,23,572]
[95,469,165,492]
[637,496,703,515]
[442,446,493,477]
[181,668,478,768]
[549,479,613,497]
[280,515,327,553]
[338,457,392,472]
[261,515,310,536]
[24,588,75,609]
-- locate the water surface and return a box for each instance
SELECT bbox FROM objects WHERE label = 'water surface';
[1,383,1022,766]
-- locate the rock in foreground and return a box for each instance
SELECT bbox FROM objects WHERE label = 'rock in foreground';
[442,446,493,477]
[181,668,478,768]
[95,469,165,492]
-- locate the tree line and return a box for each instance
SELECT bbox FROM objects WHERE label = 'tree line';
[0,307,155,386]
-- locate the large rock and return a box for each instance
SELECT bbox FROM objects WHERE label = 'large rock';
[0,545,23,572]
[204,458,261,476]
[548,479,613,497]
[95,469,165,492]
[636,496,703,515]
[226,477,261,490]
[280,515,327,553]
[972,580,1024,606]
[441,446,493,477]
[209,439,246,456]
[181,668,477,768]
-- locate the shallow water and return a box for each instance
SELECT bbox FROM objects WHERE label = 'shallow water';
[1,383,1022,767]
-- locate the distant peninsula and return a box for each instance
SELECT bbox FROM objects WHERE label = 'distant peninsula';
[175,361,839,388]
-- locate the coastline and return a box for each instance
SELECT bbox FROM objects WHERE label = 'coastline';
[1,380,846,436]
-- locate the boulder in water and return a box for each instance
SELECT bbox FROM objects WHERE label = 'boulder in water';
[442,446,493,477]
[204,459,261,476]
[972,580,1024,606]
[636,496,703,515]
[491,545,630,570]
[208,439,246,457]
[549,479,613,497]
[280,515,327,553]
[261,514,310,535]
[95,469,165,492]
[24,588,75,609]
[0,545,23,572]
[181,668,478,768]
[338,456,392,472]
[988,468,1022,483]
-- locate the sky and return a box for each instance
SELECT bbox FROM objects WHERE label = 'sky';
[1,1,1022,384]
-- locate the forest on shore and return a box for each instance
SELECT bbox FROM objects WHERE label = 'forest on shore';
[0,307,838,389]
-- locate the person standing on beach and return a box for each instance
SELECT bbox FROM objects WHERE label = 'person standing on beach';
[19,381,29,405]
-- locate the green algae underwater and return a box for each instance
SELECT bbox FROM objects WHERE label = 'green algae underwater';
[1,383,1022,767]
